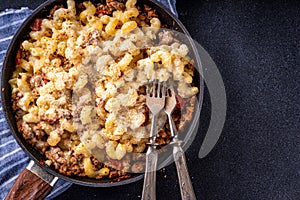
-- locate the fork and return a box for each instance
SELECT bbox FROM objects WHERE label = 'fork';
[142,79,166,200]
[165,81,197,200]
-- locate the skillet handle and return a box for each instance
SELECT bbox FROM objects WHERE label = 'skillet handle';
[5,160,58,200]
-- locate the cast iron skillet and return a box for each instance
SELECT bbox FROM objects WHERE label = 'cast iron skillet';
[1,0,204,199]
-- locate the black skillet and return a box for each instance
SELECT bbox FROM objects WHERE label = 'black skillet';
[1,0,204,199]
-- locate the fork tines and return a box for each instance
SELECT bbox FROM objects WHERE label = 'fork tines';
[146,79,166,98]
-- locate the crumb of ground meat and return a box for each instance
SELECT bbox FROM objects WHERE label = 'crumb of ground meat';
[158,31,175,45]
[109,170,119,179]
[91,156,103,171]
[131,161,145,173]
[156,129,171,145]
[156,136,171,146]
[113,174,131,182]
[30,74,43,88]
[105,160,122,171]
[141,105,149,127]
[30,18,43,31]
[122,159,131,172]
[131,153,145,161]
[76,3,85,14]
[96,4,111,15]
[136,4,159,25]
[108,168,128,179]
[82,30,101,47]
[57,109,72,119]
[107,0,125,11]
[15,109,27,119]
[177,96,196,131]
[95,0,125,16]
[144,5,158,19]
[12,93,23,111]
[158,129,168,138]
[48,5,64,18]
[138,13,147,21]
[17,120,37,144]
[15,48,22,65]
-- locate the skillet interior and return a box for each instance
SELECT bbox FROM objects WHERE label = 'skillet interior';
[1,0,204,187]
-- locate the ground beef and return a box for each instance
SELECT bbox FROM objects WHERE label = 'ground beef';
[12,93,23,111]
[30,74,43,88]
[45,147,85,176]
[145,5,158,21]
[17,120,36,143]
[156,129,171,145]
[30,18,43,31]
[57,109,72,119]
[76,3,86,14]
[15,43,30,65]
[158,31,175,45]
[91,156,103,171]
[96,0,125,16]
[113,174,132,182]
[131,161,145,173]
[15,49,22,65]
[48,5,64,18]
[141,105,150,127]
[82,30,101,47]
[136,4,159,25]
[177,96,196,131]
[107,0,125,11]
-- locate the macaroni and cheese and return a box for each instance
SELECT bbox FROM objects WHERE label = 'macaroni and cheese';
[10,0,198,180]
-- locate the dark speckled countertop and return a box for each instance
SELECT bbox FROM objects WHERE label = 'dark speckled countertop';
[1,0,299,199]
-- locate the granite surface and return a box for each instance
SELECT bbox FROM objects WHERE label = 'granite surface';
[0,0,299,199]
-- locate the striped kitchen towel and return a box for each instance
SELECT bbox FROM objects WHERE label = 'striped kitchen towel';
[0,1,177,199]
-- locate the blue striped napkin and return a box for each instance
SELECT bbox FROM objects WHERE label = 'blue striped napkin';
[0,1,177,199]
